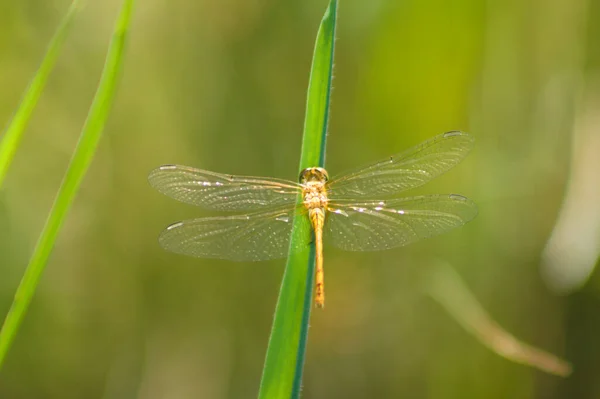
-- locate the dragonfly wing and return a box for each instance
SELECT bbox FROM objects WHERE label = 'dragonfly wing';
[324,195,477,251]
[327,131,474,199]
[158,206,311,261]
[149,165,301,211]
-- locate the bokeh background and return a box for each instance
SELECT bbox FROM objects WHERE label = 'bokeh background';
[1,0,599,398]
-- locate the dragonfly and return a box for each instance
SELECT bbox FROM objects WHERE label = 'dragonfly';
[149,131,478,308]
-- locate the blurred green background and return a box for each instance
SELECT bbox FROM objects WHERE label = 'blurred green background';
[1,0,599,398]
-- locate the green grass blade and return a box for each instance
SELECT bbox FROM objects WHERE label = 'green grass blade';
[0,0,136,369]
[0,0,82,188]
[258,1,337,398]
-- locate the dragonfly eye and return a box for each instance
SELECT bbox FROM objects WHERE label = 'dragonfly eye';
[299,167,329,184]
[298,168,309,183]
[315,167,329,182]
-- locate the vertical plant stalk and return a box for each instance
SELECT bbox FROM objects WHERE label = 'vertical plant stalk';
[0,0,136,369]
[258,1,337,398]
[0,0,82,188]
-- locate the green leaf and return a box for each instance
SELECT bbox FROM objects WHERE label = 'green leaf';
[0,0,82,188]
[258,1,337,398]
[0,0,136,369]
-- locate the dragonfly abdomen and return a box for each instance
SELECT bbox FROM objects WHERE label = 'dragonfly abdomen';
[309,207,326,308]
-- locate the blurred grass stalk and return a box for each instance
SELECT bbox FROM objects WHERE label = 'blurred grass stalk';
[258,1,337,398]
[0,0,82,188]
[424,260,572,377]
[0,0,136,369]
[541,82,600,293]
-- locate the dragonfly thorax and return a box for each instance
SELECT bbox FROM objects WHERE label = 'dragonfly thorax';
[300,167,329,210]
[302,182,328,210]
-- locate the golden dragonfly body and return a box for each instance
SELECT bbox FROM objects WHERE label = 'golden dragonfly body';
[149,131,478,308]
[299,167,330,307]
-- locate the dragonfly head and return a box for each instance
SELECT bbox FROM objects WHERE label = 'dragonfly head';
[299,167,329,184]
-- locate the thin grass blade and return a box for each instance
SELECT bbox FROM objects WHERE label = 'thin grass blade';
[258,1,337,398]
[424,260,572,377]
[0,0,82,188]
[0,0,136,369]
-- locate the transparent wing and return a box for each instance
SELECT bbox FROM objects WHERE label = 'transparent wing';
[149,165,301,211]
[327,131,474,199]
[324,195,477,251]
[158,206,311,261]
